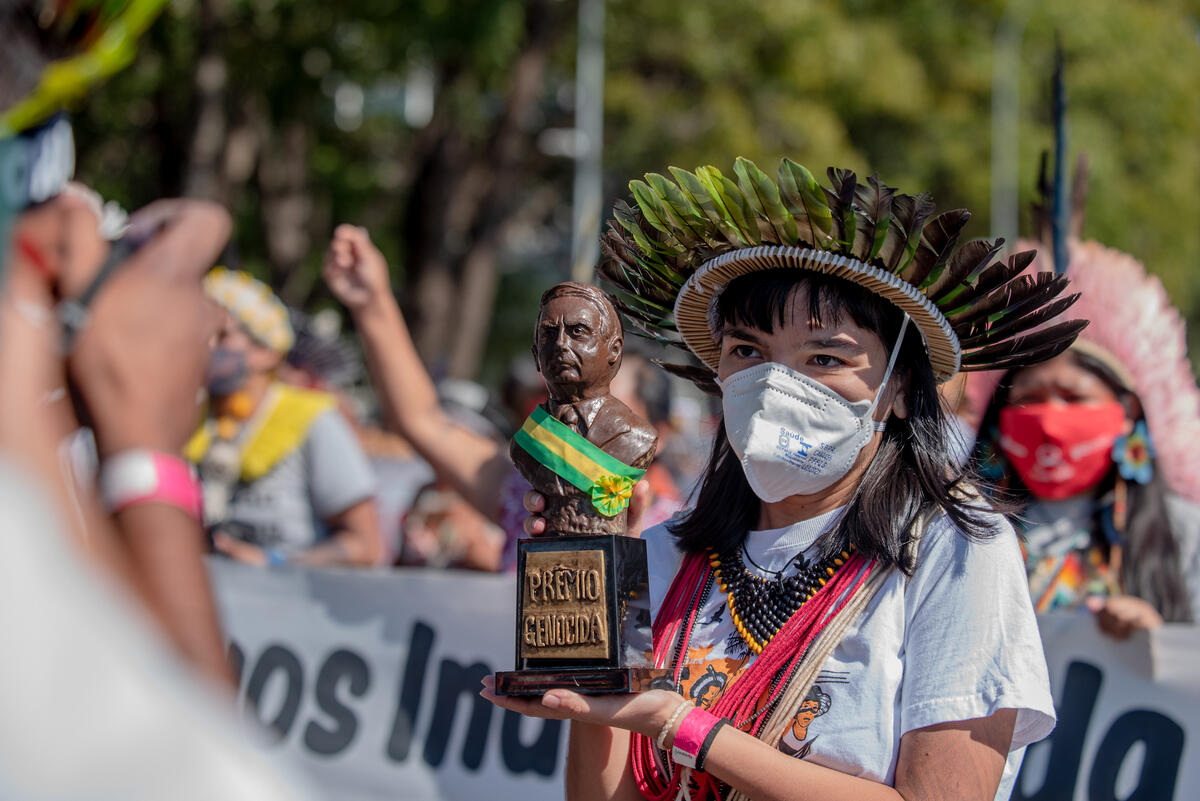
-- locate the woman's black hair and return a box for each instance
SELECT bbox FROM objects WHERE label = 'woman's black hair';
[669,269,997,573]
[974,349,1192,622]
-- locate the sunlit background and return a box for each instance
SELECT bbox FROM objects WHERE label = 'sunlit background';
[72,0,1200,385]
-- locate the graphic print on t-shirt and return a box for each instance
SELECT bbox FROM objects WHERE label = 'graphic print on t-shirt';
[643,633,839,761]
[778,684,833,759]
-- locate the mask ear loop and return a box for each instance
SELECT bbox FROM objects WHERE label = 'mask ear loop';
[868,314,911,431]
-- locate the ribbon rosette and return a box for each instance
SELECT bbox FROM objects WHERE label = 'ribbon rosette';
[591,474,635,517]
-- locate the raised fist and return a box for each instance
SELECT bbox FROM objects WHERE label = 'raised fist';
[323,224,392,313]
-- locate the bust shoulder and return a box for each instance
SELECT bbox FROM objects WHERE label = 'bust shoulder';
[587,395,658,470]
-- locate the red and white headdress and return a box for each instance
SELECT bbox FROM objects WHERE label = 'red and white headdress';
[967,238,1200,503]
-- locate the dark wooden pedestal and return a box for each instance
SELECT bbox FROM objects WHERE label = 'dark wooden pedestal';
[495,534,665,696]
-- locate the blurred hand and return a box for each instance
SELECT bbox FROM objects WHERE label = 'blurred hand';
[522,479,651,538]
[67,199,231,457]
[212,532,269,566]
[1085,594,1164,640]
[323,224,392,313]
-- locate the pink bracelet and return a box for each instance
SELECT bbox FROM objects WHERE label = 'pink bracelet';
[671,706,722,769]
[100,450,203,521]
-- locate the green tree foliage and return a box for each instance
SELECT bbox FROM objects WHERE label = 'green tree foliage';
[72,0,1200,381]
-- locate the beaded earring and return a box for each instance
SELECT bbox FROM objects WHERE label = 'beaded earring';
[1112,420,1154,485]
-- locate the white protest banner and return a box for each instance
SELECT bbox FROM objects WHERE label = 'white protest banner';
[208,560,566,801]
[1015,615,1200,801]
[212,563,1200,801]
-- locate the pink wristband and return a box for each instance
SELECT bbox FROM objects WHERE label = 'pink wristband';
[100,450,203,520]
[671,706,720,769]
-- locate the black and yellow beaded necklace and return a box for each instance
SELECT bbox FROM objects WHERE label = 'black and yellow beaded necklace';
[708,544,853,654]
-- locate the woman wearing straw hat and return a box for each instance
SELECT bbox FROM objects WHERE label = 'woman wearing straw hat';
[484,159,1080,800]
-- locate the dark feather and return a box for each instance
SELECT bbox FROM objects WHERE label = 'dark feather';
[961,319,1089,366]
[653,360,721,396]
[597,231,678,305]
[853,174,895,260]
[925,238,1006,305]
[957,293,1081,349]
[900,208,970,288]
[947,273,1069,328]
[877,192,934,272]
[938,249,1035,314]
[824,167,857,254]
[960,328,1084,372]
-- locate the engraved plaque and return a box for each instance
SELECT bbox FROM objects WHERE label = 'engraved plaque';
[519,549,610,660]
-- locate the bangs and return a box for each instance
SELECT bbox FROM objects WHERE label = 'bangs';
[714,269,904,347]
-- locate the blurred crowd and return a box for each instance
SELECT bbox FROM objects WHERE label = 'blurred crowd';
[182,230,712,573]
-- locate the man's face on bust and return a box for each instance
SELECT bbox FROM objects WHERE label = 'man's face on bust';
[534,294,618,397]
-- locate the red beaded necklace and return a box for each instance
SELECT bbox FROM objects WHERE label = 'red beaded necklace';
[631,548,874,801]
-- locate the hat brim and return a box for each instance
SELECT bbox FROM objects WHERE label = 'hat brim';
[673,246,962,381]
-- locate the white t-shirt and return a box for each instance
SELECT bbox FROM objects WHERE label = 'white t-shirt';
[640,507,1056,798]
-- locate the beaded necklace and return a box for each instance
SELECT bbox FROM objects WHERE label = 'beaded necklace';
[709,545,853,654]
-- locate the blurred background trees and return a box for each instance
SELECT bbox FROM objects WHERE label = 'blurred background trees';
[72,0,1200,383]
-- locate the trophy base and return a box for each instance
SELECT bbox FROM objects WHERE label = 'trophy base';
[495,666,666,696]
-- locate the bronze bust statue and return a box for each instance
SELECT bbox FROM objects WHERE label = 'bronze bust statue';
[510,282,658,536]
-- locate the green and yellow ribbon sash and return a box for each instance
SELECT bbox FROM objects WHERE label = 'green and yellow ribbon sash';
[513,405,646,517]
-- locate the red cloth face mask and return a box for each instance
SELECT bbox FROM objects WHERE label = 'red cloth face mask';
[998,402,1127,500]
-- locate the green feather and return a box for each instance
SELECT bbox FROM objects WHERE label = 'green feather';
[696,165,760,246]
[777,158,833,247]
[629,180,693,251]
[669,166,744,246]
[612,201,670,257]
[734,157,799,244]
[645,172,712,245]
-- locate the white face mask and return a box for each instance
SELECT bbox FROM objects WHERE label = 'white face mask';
[718,316,909,502]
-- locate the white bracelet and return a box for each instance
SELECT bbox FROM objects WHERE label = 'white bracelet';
[655,699,693,751]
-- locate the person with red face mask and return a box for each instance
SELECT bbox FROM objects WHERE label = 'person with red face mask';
[973,240,1200,638]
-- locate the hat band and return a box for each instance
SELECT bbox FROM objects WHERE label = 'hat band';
[678,245,963,379]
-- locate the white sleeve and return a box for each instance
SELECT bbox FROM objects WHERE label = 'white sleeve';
[304,410,377,519]
[643,522,685,623]
[899,513,1057,750]
[1165,494,1200,621]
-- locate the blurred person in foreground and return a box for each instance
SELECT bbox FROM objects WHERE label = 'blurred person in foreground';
[972,238,1200,637]
[1,1,310,797]
[188,267,382,567]
[323,224,684,570]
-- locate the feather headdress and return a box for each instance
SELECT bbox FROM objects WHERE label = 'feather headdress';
[965,239,1200,504]
[597,158,1085,390]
